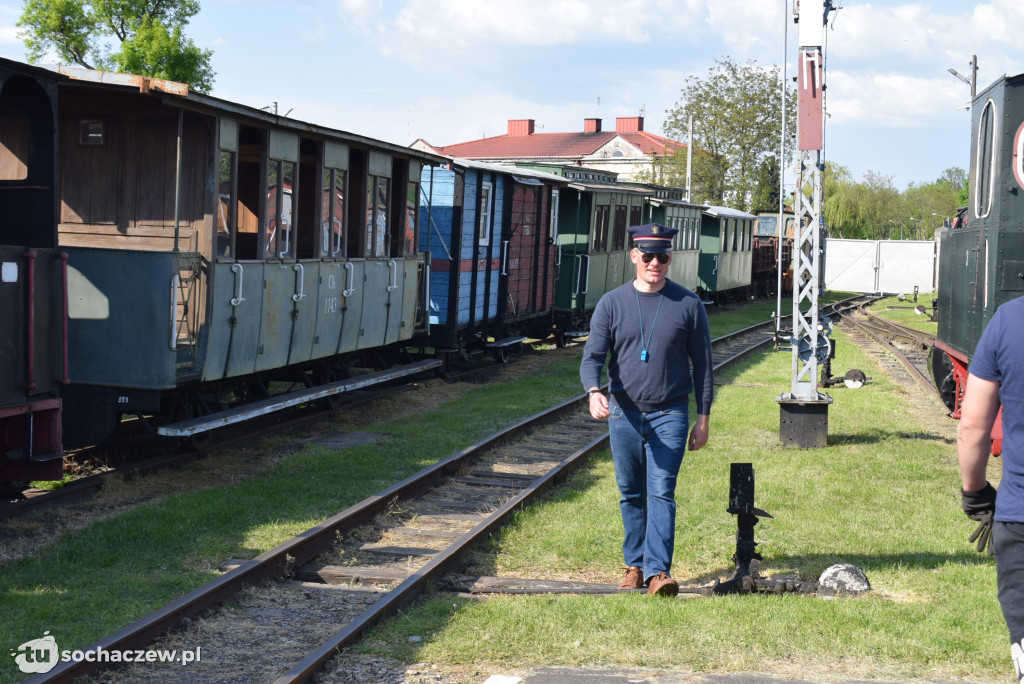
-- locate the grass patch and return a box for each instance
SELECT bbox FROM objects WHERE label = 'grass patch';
[2,297,1001,683]
[867,295,939,335]
[356,323,1006,682]
[0,355,584,684]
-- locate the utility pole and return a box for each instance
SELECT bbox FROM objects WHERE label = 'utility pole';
[776,0,837,448]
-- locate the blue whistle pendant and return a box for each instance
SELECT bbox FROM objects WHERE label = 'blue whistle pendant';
[640,350,649,362]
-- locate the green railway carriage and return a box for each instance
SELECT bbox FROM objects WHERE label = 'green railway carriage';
[549,176,702,340]
[697,205,755,301]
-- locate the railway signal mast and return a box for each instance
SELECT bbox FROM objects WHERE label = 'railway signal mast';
[777,0,837,448]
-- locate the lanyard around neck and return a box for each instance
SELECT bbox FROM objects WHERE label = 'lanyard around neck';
[636,288,664,363]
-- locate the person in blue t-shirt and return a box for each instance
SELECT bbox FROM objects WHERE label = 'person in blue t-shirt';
[958,294,1024,684]
[580,223,713,598]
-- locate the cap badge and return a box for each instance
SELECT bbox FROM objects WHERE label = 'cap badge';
[651,226,660,234]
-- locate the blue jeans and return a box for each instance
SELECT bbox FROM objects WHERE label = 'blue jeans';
[607,402,689,583]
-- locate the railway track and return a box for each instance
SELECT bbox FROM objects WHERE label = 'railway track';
[29,319,780,684]
[831,303,939,401]
[1,340,560,521]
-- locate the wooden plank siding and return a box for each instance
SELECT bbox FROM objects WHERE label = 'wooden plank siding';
[56,91,212,256]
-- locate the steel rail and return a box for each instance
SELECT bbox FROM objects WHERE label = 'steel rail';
[834,311,936,395]
[273,431,608,684]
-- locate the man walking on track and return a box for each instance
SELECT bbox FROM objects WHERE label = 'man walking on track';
[957,294,1024,684]
[580,223,713,598]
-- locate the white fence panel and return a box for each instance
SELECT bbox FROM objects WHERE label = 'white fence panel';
[875,240,936,294]
[823,238,936,294]
[823,239,879,293]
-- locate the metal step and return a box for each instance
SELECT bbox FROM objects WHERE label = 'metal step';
[156,359,441,437]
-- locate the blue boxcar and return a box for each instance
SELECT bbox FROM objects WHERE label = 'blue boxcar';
[419,159,565,360]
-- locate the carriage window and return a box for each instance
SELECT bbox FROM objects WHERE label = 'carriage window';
[0,112,29,181]
[594,205,610,252]
[404,181,417,256]
[478,181,492,247]
[975,99,996,219]
[366,175,389,258]
[549,188,560,244]
[265,161,294,259]
[79,119,105,146]
[612,205,628,250]
[721,220,728,252]
[629,205,642,232]
[216,150,235,258]
[321,168,345,257]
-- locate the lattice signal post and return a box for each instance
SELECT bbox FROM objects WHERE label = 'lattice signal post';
[776,0,837,448]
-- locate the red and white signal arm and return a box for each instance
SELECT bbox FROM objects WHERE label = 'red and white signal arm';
[798,48,824,151]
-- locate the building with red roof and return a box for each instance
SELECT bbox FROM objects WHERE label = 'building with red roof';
[411,116,686,182]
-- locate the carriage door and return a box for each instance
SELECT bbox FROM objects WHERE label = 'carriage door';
[255,130,299,372]
[504,179,541,320]
[356,150,392,350]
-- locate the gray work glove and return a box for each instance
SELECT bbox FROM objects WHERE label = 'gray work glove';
[961,482,997,555]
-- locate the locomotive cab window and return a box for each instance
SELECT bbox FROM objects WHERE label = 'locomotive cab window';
[975,99,996,219]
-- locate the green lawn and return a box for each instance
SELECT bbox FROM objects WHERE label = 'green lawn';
[1,296,1006,683]
[356,320,1006,683]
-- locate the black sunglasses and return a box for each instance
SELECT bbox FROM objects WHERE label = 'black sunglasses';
[640,252,670,264]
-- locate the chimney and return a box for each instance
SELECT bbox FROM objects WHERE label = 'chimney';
[583,118,602,133]
[616,116,644,133]
[507,119,535,136]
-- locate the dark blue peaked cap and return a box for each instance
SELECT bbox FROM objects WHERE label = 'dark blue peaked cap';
[628,223,677,253]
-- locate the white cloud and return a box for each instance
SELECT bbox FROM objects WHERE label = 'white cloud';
[828,70,967,128]
[0,4,21,48]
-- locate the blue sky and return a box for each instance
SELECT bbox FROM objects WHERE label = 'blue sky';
[1,0,1022,192]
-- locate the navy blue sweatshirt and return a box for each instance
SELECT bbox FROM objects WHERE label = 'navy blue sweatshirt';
[580,279,713,414]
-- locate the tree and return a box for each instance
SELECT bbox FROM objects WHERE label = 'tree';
[660,56,796,211]
[822,164,965,240]
[17,0,214,92]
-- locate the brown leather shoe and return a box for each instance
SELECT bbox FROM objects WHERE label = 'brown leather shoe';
[618,566,643,590]
[647,572,678,597]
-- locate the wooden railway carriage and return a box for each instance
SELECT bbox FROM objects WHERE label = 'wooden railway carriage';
[752,211,796,298]
[697,205,755,302]
[418,159,565,362]
[0,57,443,451]
[0,60,65,481]
[933,72,1024,441]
